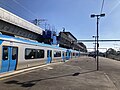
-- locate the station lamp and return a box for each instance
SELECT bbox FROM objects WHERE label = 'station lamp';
[90,13,105,70]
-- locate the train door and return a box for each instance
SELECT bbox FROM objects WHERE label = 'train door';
[66,50,71,60]
[1,46,18,73]
[47,50,52,63]
[75,53,76,58]
[70,52,74,59]
[62,52,65,62]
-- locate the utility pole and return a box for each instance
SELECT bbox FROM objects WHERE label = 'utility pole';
[91,13,105,70]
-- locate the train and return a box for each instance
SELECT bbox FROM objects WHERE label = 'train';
[0,34,82,74]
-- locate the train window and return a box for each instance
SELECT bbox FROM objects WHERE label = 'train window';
[73,53,74,56]
[36,49,44,58]
[76,53,78,56]
[66,52,67,56]
[25,48,44,59]
[54,51,61,57]
[12,47,18,60]
[25,49,36,59]
[76,53,77,56]
[2,47,8,60]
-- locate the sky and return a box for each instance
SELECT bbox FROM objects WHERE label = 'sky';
[0,0,120,52]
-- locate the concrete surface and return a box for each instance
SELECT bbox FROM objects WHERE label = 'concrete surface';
[0,56,120,90]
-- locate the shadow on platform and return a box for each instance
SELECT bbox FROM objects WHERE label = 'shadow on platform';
[4,70,96,88]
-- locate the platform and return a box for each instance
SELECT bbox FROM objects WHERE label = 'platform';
[0,56,120,90]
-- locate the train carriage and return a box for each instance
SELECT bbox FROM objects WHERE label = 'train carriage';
[0,34,81,73]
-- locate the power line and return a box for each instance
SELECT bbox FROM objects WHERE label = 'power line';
[100,0,105,14]
[0,1,34,20]
[0,1,18,13]
[102,0,120,21]
[77,39,120,42]
[11,0,50,28]
[11,0,38,18]
[99,0,120,18]
[108,0,120,16]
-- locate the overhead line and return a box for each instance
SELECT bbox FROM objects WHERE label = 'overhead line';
[12,0,38,18]
[0,1,33,20]
[100,0,105,14]
[108,0,120,16]
[77,40,120,42]
[102,0,120,21]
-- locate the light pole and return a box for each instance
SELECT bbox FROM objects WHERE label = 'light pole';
[93,36,97,61]
[91,13,105,70]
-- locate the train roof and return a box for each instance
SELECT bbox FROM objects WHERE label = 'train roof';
[67,49,79,52]
[0,34,67,50]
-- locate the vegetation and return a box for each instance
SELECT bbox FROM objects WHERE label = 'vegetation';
[106,48,120,61]
[88,48,120,61]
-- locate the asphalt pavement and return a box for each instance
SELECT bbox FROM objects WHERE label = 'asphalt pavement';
[0,56,120,90]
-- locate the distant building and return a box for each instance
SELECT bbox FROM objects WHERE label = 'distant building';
[58,31,87,52]
[78,42,87,52]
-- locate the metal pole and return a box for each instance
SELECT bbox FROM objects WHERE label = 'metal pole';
[96,16,99,70]
[95,37,96,61]
[93,36,97,61]
[91,13,105,71]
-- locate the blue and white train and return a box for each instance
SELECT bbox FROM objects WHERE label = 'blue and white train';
[0,34,81,73]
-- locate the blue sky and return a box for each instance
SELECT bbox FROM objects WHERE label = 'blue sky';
[0,0,120,52]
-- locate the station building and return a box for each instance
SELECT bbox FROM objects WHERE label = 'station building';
[58,31,87,52]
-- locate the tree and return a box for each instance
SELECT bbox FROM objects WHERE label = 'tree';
[116,51,120,56]
[106,48,116,55]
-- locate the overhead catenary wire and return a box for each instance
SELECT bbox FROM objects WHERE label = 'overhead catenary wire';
[100,0,105,14]
[108,0,120,16]
[0,0,52,30]
[101,0,120,21]
[0,0,35,20]
[12,0,38,19]
[11,0,49,28]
